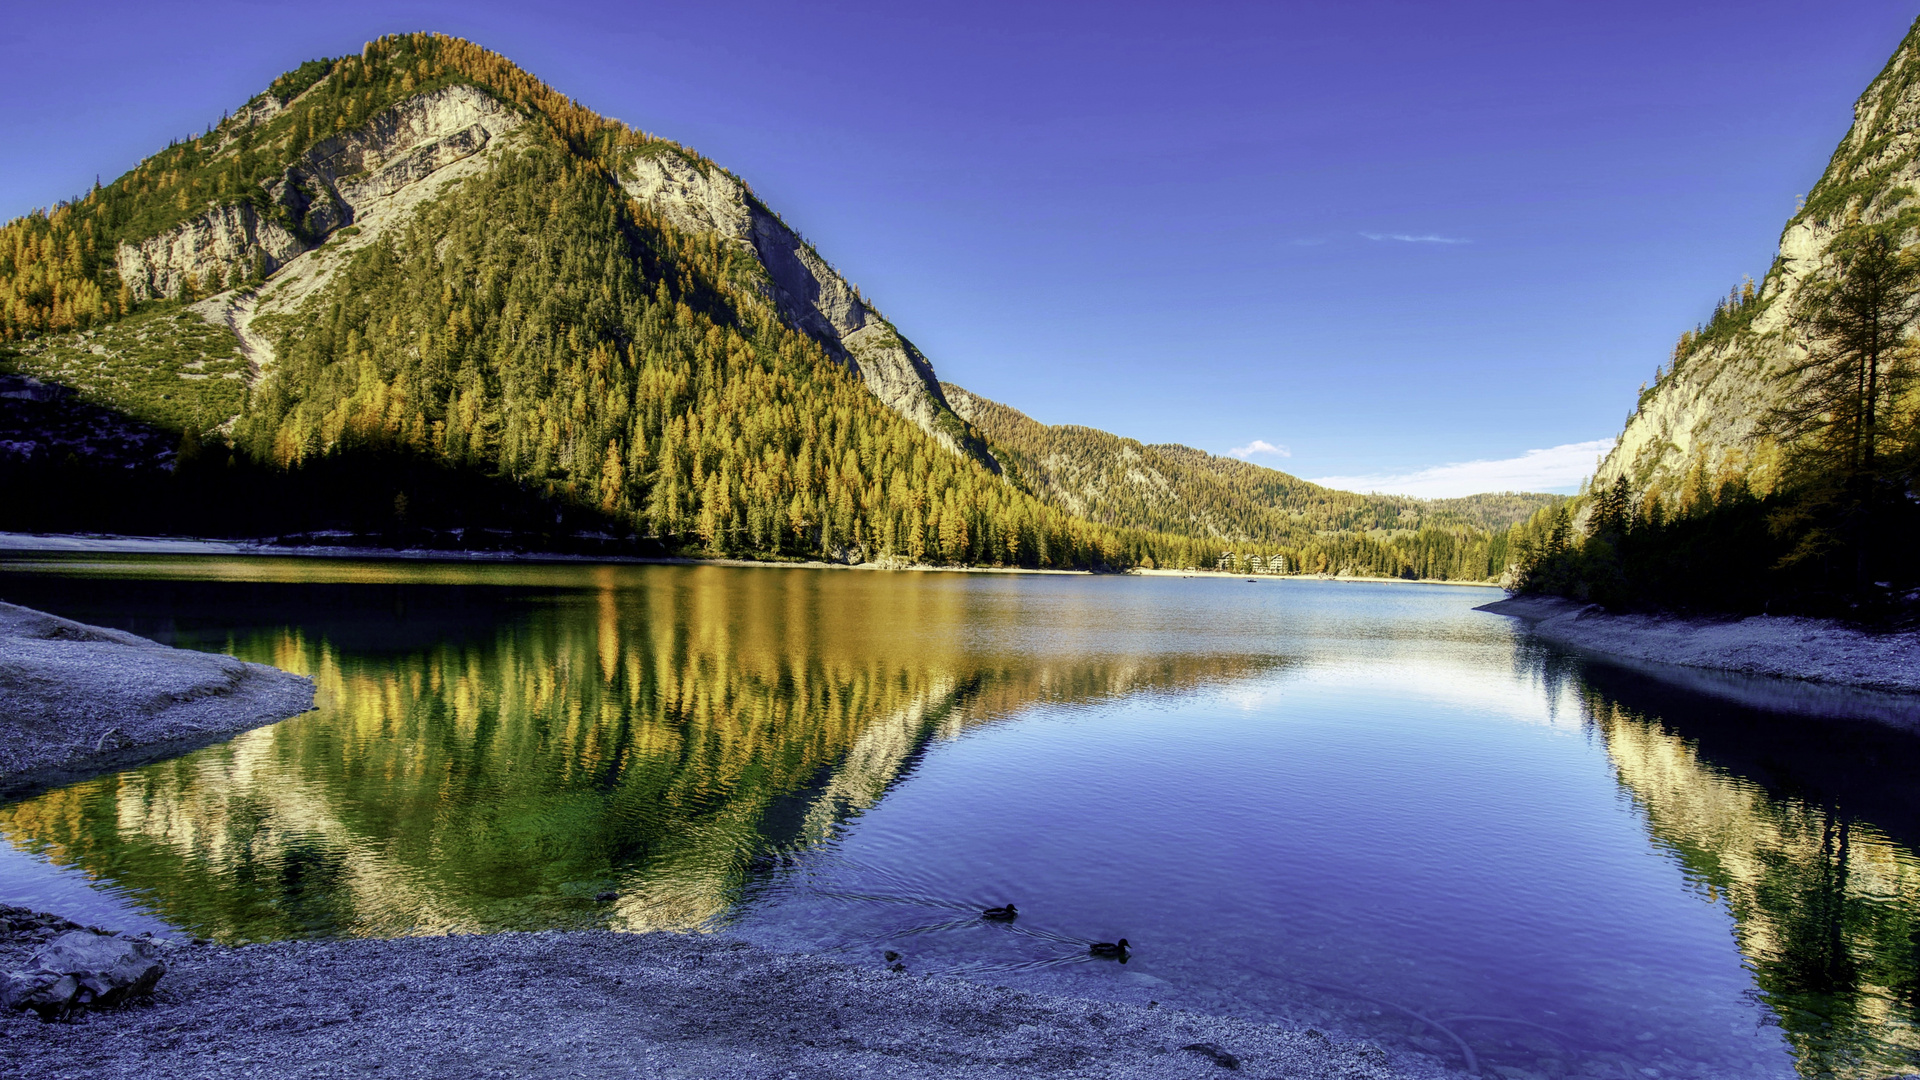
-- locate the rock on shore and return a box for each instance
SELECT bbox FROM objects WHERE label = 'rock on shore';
[0,601,314,800]
[0,929,1405,1080]
[1479,595,1920,699]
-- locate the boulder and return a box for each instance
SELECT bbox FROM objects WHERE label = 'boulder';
[2,931,165,1020]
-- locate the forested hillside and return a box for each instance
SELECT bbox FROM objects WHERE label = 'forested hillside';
[945,384,1562,580]
[0,34,1189,568]
[2,33,1557,580]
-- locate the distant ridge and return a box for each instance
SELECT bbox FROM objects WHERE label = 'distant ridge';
[945,383,1561,578]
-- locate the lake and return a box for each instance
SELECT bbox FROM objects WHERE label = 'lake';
[2,556,1916,1080]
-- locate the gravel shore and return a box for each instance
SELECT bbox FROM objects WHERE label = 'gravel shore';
[0,926,1406,1079]
[1479,595,1920,718]
[0,601,315,800]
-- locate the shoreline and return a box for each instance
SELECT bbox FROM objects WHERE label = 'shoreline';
[0,602,315,802]
[1479,594,1920,724]
[1129,567,1499,588]
[0,531,1502,587]
[0,531,1093,575]
[0,921,1408,1079]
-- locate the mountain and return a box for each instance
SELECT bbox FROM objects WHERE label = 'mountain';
[1595,18,1920,504]
[5,46,984,464]
[0,33,1551,579]
[944,383,1562,578]
[1506,17,1920,614]
[0,34,1164,568]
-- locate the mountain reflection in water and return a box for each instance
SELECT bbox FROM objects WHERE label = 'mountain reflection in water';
[0,561,1277,941]
[1,559,1918,1080]
[1545,655,1920,1080]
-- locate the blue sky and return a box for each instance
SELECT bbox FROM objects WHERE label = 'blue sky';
[3,1,1914,496]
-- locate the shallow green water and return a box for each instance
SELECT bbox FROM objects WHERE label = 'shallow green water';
[2,556,1918,1080]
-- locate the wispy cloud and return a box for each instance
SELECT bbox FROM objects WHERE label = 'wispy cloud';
[1228,439,1291,460]
[1360,232,1470,244]
[1307,439,1614,499]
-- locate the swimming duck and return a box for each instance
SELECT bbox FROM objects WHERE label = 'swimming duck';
[1088,938,1130,958]
[981,904,1018,921]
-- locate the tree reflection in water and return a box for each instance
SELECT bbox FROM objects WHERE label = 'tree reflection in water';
[0,563,1275,943]
[1530,651,1920,1080]
[4,561,1919,1080]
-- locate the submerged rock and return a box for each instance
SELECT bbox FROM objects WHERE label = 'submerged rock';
[0,906,89,946]
[1181,1042,1241,1069]
[2,931,166,1020]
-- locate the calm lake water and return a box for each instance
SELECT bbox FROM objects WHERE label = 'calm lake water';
[2,556,1918,1080]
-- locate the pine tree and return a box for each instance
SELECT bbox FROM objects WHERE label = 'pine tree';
[1767,225,1920,587]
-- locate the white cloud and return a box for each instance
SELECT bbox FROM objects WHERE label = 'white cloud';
[1306,439,1615,499]
[1361,232,1470,244]
[1227,439,1292,460]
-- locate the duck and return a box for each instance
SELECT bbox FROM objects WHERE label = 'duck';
[1088,938,1130,958]
[981,904,1018,922]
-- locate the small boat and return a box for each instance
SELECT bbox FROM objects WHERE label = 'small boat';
[981,904,1018,921]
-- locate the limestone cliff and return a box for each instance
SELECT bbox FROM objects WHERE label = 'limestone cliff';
[1596,18,1920,501]
[117,85,524,306]
[622,150,995,470]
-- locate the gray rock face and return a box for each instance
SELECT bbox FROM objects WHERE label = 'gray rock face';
[622,151,995,470]
[115,204,306,305]
[1,932,165,1020]
[116,84,523,303]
